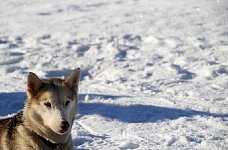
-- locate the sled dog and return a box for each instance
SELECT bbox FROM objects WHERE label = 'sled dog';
[0,68,80,150]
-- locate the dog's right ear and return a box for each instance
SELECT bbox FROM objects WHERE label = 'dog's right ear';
[27,72,43,97]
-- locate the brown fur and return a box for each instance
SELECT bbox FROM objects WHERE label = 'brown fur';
[0,68,80,150]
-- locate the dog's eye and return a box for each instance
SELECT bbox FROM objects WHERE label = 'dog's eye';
[65,100,70,107]
[44,102,51,108]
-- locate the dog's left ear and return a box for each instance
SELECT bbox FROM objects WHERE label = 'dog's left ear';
[65,68,80,92]
[27,72,43,97]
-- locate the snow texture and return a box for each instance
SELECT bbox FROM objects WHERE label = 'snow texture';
[0,0,228,149]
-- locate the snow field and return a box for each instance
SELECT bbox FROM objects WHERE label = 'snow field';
[0,0,228,149]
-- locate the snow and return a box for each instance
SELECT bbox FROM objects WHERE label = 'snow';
[0,0,228,149]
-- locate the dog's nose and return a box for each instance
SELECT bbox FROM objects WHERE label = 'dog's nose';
[60,121,70,133]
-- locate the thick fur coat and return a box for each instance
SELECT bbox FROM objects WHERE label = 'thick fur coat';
[0,68,80,150]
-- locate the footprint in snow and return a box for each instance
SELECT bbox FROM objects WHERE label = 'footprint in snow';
[120,142,139,150]
[0,51,24,65]
[0,36,24,48]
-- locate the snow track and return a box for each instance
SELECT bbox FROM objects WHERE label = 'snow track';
[74,120,111,150]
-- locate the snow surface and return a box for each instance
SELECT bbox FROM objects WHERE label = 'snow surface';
[0,0,228,149]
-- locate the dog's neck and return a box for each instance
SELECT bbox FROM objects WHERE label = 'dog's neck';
[22,122,63,149]
[34,131,61,149]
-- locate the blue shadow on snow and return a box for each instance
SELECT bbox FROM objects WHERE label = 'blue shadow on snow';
[0,92,26,116]
[79,102,228,123]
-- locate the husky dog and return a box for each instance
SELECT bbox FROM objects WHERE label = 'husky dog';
[0,68,80,150]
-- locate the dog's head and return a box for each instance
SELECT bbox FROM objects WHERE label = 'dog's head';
[25,68,80,135]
